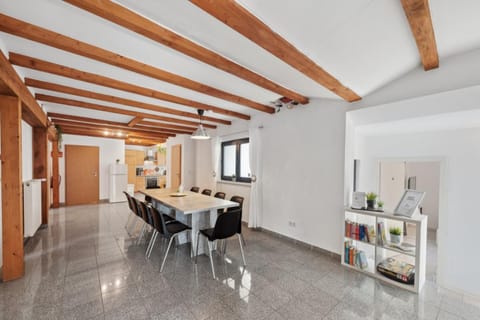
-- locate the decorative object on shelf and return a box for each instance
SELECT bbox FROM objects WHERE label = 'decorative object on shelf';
[366,192,377,209]
[389,226,402,244]
[394,190,425,217]
[231,173,236,182]
[191,109,210,140]
[377,200,384,209]
[351,192,366,209]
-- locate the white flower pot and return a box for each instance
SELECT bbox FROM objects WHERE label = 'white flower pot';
[390,234,402,244]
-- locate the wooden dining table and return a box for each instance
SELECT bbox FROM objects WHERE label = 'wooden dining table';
[139,188,239,255]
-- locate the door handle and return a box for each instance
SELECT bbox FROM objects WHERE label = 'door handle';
[93,172,97,177]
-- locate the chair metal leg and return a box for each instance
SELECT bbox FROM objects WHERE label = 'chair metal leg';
[237,234,247,266]
[124,212,133,230]
[222,239,227,255]
[160,234,177,273]
[147,232,159,259]
[194,231,201,264]
[240,233,246,247]
[126,216,138,236]
[145,230,157,258]
[207,240,216,279]
[136,223,146,245]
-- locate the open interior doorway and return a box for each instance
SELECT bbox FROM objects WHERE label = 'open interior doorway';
[379,160,441,281]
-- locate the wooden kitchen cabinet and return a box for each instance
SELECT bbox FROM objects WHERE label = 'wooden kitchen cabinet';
[135,150,145,165]
[135,176,145,191]
[156,151,166,166]
[125,150,137,184]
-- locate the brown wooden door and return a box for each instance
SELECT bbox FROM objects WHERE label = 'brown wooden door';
[65,145,99,205]
[170,144,181,189]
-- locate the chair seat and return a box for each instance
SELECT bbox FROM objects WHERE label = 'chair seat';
[166,221,191,234]
[163,214,175,223]
[200,228,216,241]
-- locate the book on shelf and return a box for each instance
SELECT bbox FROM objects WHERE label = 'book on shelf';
[377,257,415,284]
[377,222,387,246]
[385,242,416,254]
[345,220,375,243]
[344,241,369,270]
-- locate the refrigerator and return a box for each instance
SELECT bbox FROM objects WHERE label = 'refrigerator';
[109,164,128,203]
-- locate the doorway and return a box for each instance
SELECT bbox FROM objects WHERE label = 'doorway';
[170,144,182,190]
[379,159,441,281]
[65,145,99,205]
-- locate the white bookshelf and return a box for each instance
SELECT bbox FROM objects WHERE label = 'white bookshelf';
[342,208,428,293]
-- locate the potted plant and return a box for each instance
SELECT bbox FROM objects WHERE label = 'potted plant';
[389,227,402,244]
[366,192,377,209]
[377,200,384,210]
[231,174,236,182]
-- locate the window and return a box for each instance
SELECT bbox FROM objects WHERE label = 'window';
[221,138,251,183]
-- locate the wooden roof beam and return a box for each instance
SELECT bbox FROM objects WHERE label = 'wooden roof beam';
[63,0,308,104]
[25,78,227,125]
[9,52,246,120]
[59,122,171,140]
[401,0,439,70]
[127,116,143,127]
[0,13,273,114]
[36,93,217,129]
[47,112,194,134]
[190,0,360,102]
[0,51,46,127]
[62,126,165,145]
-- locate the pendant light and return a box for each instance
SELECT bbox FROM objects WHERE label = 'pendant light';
[191,109,210,140]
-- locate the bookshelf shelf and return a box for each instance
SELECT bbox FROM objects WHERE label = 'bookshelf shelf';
[342,208,427,293]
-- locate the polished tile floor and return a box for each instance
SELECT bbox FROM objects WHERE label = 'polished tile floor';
[1,202,479,320]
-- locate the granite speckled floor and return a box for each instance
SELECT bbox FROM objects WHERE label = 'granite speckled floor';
[0,201,478,320]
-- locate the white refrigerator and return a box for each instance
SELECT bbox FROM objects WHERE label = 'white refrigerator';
[109,164,128,203]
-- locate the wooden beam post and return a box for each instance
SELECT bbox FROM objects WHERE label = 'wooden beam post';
[33,127,49,225]
[1,95,24,281]
[51,140,60,208]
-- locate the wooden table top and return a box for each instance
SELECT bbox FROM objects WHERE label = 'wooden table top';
[139,188,239,214]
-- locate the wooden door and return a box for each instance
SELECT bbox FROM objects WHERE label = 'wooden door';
[65,145,99,205]
[170,144,181,189]
[125,150,136,184]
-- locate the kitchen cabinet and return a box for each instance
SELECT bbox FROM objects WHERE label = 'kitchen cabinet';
[135,176,145,191]
[156,151,166,166]
[125,150,136,184]
[135,151,145,164]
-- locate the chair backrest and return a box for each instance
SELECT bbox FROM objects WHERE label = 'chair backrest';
[134,198,151,225]
[212,208,242,240]
[190,186,200,193]
[227,196,244,211]
[147,205,169,236]
[130,197,141,217]
[214,192,226,199]
[123,191,133,211]
[201,189,212,196]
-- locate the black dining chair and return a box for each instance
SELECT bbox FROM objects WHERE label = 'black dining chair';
[190,186,200,193]
[195,208,246,279]
[228,196,245,240]
[134,199,153,246]
[146,205,192,272]
[201,189,212,196]
[214,192,226,200]
[123,191,135,233]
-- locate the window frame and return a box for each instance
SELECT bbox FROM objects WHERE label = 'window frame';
[221,138,251,183]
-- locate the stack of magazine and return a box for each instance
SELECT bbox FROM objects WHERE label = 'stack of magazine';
[377,257,415,284]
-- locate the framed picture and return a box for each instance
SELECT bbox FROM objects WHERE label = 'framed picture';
[394,190,425,217]
[351,192,366,210]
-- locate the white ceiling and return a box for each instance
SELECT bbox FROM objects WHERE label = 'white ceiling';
[1,0,480,127]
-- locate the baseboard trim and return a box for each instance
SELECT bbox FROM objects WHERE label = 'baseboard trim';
[256,226,341,261]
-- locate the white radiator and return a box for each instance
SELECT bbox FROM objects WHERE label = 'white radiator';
[23,179,42,237]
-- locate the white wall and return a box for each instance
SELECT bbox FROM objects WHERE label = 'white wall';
[59,135,125,202]
[22,120,32,182]
[353,127,480,296]
[406,161,440,230]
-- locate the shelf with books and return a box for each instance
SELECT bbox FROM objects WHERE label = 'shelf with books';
[342,208,427,293]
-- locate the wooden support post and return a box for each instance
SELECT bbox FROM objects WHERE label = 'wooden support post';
[33,127,49,225]
[51,139,60,208]
[1,95,24,281]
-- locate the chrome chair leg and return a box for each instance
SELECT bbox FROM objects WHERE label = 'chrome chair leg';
[160,234,177,273]
[207,240,216,279]
[194,231,201,264]
[124,212,133,231]
[238,234,247,266]
[147,231,159,259]
[136,223,146,245]
[145,230,157,258]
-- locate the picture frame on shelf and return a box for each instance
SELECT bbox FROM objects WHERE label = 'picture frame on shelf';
[351,191,366,209]
[394,190,425,217]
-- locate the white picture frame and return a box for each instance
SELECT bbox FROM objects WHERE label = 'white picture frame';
[394,190,425,217]
[351,192,366,210]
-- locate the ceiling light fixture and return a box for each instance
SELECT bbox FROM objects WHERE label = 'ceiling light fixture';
[191,109,210,140]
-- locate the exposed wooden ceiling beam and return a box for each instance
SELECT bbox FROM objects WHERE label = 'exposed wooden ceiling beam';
[63,0,308,104]
[36,92,217,129]
[400,0,439,70]
[50,117,187,136]
[62,126,165,145]
[0,51,47,127]
[139,120,196,131]
[58,121,171,140]
[127,116,143,127]
[48,112,193,134]
[190,0,360,102]
[25,78,229,125]
[0,13,274,114]
[9,53,248,120]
